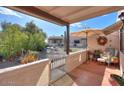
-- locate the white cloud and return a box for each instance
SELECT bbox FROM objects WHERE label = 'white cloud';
[71,22,83,28]
[101,14,108,17]
[28,15,40,21]
[0,7,22,18]
[71,22,88,29]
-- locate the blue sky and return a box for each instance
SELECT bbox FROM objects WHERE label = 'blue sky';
[0,7,118,36]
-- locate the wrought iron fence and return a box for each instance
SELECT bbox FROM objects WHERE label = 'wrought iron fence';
[50,56,66,70]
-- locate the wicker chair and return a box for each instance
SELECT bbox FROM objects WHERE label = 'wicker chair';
[97,48,119,66]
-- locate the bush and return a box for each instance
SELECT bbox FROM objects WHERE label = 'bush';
[0,25,29,58]
[20,54,38,64]
[0,21,46,59]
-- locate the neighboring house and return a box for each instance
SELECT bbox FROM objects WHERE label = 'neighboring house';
[70,35,87,48]
[48,36,64,47]
[70,29,103,49]
[48,35,86,48]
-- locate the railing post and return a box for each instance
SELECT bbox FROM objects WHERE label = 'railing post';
[66,24,70,55]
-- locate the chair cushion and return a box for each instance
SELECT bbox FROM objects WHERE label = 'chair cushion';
[97,58,106,62]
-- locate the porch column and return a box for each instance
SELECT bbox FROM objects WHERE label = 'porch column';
[118,12,124,75]
[119,12,124,51]
[85,32,88,62]
[66,24,70,55]
[119,26,123,51]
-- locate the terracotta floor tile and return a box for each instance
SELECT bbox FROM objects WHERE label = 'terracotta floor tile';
[52,62,120,86]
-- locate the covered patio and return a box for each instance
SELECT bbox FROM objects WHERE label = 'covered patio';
[6,6,124,54]
[0,6,123,86]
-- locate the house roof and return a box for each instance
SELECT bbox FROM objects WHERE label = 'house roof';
[6,6,124,26]
[48,36,64,40]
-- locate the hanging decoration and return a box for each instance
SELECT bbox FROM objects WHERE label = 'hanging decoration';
[97,36,108,46]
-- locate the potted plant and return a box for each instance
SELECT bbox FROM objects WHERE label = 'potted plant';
[111,56,119,63]
[93,50,102,61]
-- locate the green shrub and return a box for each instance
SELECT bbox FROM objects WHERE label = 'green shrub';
[0,21,46,59]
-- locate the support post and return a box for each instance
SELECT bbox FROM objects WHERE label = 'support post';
[118,12,124,76]
[120,21,124,51]
[86,32,88,62]
[64,31,67,51]
[119,21,124,76]
[118,12,124,52]
[66,24,70,55]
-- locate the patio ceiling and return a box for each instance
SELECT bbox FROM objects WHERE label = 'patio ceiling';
[103,21,122,35]
[7,6,124,26]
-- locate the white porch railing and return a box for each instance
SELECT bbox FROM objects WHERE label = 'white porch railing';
[50,56,66,70]
[65,50,87,73]
[0,59,50,86]
[0,50,87,85]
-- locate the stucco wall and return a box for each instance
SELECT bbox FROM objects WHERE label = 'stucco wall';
[65,50,86,72]
[88,35,107,51]
[0,59,50,86]
[106,31,119,50]
[87,31,119,52]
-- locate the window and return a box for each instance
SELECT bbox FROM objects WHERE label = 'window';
[53,40,57,43]
[74,40,80,44]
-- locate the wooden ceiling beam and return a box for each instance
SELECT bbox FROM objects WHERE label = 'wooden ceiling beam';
[6,6,69,26]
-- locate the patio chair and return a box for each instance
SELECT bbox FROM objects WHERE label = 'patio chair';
[97,48,119,66]
[97,52,110,65]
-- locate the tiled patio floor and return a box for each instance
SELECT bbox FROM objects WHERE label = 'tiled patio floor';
[51,61,120,86]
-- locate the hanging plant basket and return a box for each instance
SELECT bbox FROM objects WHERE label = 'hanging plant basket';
[97,36,108,46]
